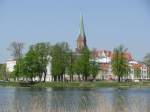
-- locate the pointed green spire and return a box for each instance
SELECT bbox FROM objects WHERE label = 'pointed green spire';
[79,13,85,37]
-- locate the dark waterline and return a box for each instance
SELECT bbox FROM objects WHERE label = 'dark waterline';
[0,87,150,112]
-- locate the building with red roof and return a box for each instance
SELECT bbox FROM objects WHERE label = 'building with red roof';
[90,49,149,80]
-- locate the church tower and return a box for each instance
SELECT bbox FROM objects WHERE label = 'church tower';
[76,14,87,52]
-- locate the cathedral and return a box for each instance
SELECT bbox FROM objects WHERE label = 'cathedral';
[76,15,87,52]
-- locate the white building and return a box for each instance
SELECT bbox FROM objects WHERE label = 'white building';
[6,59,52,82]
[6,60,16,73]
[129,60,148,80]
[92,49,149,80]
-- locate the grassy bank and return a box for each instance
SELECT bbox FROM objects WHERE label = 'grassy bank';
[0,81,150,88]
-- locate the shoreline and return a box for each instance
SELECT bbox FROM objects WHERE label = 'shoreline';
[0,81,150,89]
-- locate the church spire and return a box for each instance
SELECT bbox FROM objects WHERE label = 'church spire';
[76,14,87,52]
[79,13,85,37]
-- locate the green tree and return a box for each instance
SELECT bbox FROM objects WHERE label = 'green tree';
[51,45,63,81]
[66,51,75,82]
[134,66,141,79]
[13,46,43,82]
[79,47,91,81]
[90,63,99,81]
[112,45,129,82]
[0,64,7,80]
[31,42,51,82]
[23,47,43,82]
[144,53,150,66]
[73,56,83,81]
[74,47,90,81]
[13,58,24,80]
[51,42,70,81]
[143,53,150,79]
[147,67,150,78]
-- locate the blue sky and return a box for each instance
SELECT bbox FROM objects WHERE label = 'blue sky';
[0,0,150,62]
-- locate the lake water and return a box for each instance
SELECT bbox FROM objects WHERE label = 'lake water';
[0,87,150,112]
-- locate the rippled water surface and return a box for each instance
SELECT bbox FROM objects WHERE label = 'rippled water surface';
[0,87,150,112]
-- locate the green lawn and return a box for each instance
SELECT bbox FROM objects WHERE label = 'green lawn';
[0,81,150,88]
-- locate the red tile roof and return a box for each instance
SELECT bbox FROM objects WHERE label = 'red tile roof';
[92,49,132,61]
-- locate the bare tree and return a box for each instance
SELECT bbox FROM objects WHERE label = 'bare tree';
[7,41,24,60]
[7,41,24,81]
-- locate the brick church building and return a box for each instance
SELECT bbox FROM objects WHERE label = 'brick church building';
[76,15,87,53]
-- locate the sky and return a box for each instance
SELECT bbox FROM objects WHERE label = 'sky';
[0,0,150,63]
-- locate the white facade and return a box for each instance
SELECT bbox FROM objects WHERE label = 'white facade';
[6,60,16,72]
[6,59,52,82]
[141,64,148,79]
[129,60,148,80]
[95,57,111,64]
[95,50,111,64]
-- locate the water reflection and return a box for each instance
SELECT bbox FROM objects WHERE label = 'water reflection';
[0,87,149,112]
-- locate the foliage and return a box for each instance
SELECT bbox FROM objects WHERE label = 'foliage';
[13,58,24,79]
[24,48,42,80]
[73,55,83,81]
[147,67,150,78]
[144,53,150,66]
[134,66,141,78]
[66,51,76,82]
[51,42,70,81]
[0,64,7,80]
[13,48,40,81]
[77,47,91,81]
[90,62,99,80]
[112,45,129,82]
[31,42,51,82]
[11,42,101,82]
[143,54,150,78]
[13,42,51,82]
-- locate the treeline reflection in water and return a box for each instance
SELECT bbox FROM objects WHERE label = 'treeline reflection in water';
[0,88,150,112]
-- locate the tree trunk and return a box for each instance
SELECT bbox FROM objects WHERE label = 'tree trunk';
[63,74,65,82]
[78,74,81,82]
[82,75,84,81]
[30,77,33,83]
[93,76,96,82]
[60,75,63,82]
[43,70,47,82]
[71,75,73,82]
[39,73,42,82]
[85,75,88,81]
[52,76,54,82]
[70,75,72,82]
[118,76,121,82]
[58,75,61,81]
[70,75,73,82]
[53,76,57,82]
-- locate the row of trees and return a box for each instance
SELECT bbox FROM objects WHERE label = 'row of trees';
[4,41,150,82]
[51,43,99,82]
[11,42,99,82]
[13,42,51,82]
